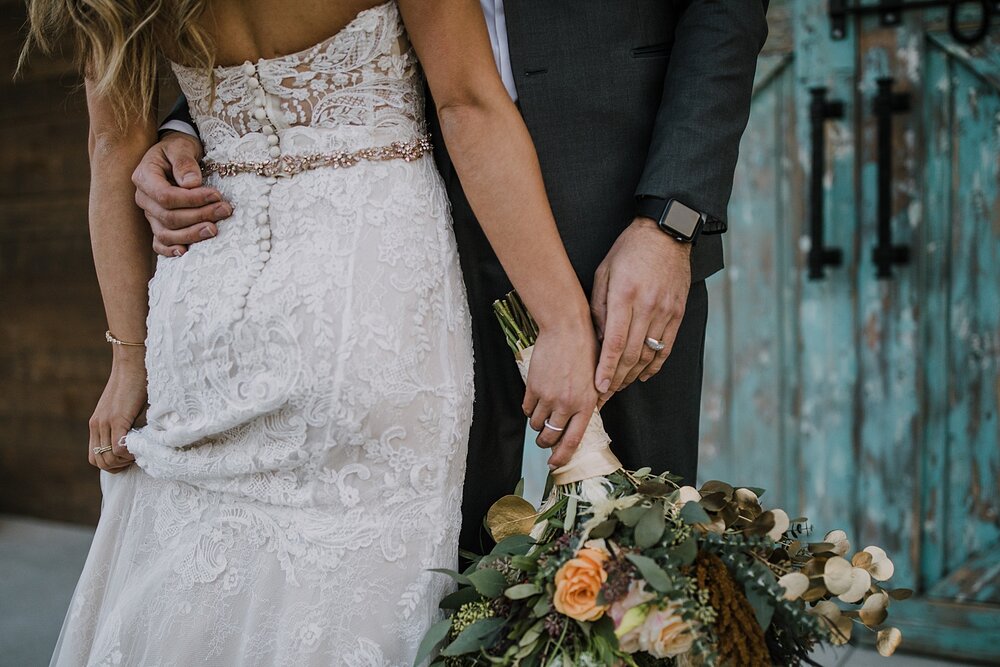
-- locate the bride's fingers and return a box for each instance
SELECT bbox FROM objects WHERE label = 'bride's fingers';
[152,237,188,258]
[547,412,588,468]
[534,411,569,449]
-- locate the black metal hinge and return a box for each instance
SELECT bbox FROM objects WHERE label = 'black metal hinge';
[830,0,1000,44]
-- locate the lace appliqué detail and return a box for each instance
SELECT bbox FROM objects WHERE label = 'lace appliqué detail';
[51,3,475,666]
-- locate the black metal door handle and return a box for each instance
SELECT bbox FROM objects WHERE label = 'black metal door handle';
[872,77,912,280]
[808,87,845,281]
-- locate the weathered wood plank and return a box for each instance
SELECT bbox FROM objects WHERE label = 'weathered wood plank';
[789,0,859,538]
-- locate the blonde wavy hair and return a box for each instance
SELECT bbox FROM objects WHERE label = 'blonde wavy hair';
[19,0,215,127]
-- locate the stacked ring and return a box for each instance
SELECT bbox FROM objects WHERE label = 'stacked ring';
[93,445,113,455]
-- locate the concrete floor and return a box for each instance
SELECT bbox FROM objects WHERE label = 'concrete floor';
[0,514,977,667]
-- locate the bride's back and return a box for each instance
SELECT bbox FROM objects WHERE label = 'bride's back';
[168,0,387,67]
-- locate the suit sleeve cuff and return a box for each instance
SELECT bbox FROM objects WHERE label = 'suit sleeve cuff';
[159,120,198,139]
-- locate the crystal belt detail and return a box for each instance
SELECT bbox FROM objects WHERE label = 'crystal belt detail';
[202,136,433,178]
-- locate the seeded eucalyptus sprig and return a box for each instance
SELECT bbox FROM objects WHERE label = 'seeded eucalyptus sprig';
[493,291,539,356]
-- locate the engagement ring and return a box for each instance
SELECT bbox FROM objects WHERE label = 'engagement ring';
[645,337,666,352]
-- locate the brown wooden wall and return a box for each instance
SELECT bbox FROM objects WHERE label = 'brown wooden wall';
[0,2,177,524]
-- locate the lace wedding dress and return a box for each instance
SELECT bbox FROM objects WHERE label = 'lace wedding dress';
[51,3,474,665]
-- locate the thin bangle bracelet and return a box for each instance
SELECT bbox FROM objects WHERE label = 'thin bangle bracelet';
[105,330,145,347]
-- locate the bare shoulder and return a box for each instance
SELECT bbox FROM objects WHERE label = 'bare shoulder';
[175,0,388,66]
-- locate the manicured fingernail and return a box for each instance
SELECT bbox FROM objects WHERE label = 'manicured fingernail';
[597,378,610,393]
[173,249,184,257]
[180,173,199,186]
[215,204,232,217]
[207,193,221,203]
[548,463,558,470]
[199,225,216,239]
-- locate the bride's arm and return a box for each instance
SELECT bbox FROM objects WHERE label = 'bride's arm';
[84,80,157,472]
[399,0,598,467]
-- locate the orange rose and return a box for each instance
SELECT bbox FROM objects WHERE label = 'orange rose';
[553,546,609,621]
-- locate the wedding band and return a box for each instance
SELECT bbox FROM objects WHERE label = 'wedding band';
[645,337,666,352]
[542,419,565,432]
[93,445,113,455]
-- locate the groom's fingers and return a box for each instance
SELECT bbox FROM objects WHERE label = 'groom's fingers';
[594,295,630,394]
[640,317,682,382]
[609,306,655,393]
[547,412,588,468]
[590,264,610,340]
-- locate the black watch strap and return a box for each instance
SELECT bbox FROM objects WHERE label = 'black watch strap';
[635,196,727,235]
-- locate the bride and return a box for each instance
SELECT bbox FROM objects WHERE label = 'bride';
[24,0,601,664]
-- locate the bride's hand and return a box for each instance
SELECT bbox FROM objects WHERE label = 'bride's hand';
[88,348,147,473]
[523,319,600,469]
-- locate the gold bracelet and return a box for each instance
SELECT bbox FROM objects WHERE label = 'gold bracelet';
[105,330,145,347]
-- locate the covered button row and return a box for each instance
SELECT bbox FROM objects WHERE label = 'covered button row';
[243,62,282,158]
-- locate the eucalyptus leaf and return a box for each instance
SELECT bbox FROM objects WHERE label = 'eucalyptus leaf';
[468,568,508,598]
[429,568,472,586]
[679,500,711,525]
[625,553,673,593]
[636,480,672,497]
[745,587,775,631]
[635,503,666,549]
[505,583,541,600]
[491,534,536,556]
[511,555,538,572]
[745,486,767,498]
[440,618,506,656]
[513,477,525,498]
[616,505,647,527]
[413,618,451,667]
[666,535,697,566]
[588,518,618,539]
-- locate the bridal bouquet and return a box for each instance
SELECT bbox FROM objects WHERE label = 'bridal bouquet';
[416,293,909,667]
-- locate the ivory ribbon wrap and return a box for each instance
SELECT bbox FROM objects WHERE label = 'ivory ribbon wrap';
[516,346,623,485]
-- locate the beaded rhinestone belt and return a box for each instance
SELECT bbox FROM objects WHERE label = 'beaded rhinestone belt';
[201,136,433,178]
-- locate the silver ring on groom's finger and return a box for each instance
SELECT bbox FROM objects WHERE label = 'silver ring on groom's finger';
[542,419,565,433]
[645,337,666,352]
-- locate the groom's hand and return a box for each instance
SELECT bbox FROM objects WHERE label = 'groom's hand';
[132,131,231,257]
[591,217,692,400]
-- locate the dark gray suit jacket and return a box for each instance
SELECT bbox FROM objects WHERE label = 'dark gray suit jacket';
[432,0,769,290]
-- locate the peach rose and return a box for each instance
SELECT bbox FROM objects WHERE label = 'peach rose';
[638,602,695,658]
[553,545,610,622]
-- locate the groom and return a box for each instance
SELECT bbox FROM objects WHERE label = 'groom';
[132,0,769,556]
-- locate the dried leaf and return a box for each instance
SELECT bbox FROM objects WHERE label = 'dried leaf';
[778,572,810,600]
[823,557,853,595]
[486,495,538,542]
[851,551,874,568]
[767,509,790,541]
[810,600,852,645]
[636,480,673,497]
[877,627,903,656]
[859,592,889,628]
[699,491,729,512]
[888,588,913,600]
[823,529,850,556]
[838,567,872,604]
[699,480,734,500]
[863,546,895,581]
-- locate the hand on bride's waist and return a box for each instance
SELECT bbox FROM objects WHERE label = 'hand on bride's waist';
[132,131,232,258]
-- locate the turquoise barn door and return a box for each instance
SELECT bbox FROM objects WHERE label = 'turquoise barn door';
[700,0,1000,660]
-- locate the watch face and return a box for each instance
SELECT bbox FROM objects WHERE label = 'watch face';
[663,201,701,239]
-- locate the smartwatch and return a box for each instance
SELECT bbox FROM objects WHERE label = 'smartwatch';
[656,198,705,243]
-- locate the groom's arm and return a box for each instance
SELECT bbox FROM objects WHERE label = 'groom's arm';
[159,95,199,138]
[634,0,770,230]
[591,0,768,397]
[130,95,230,256]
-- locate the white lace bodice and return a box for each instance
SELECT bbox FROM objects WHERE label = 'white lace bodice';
[171,1,425,163]
[49,4,476,665]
